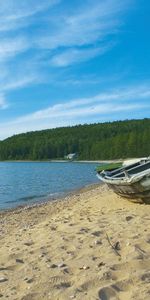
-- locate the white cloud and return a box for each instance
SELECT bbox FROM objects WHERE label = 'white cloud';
[0,101,148,140]
[1,74,40,92]
[0,83,149,139]
[14,84,149,122]
[0,0,130,100]
[0,94,8,109]
[0,0,61,31]
[0,62,42,110]
[38,0,127,50]
[50,45,113,67]
[0,0,138,140]
[22,84,150,121]
[0,37,29,61]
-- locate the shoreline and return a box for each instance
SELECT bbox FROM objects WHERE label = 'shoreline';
[1,184,150,299]
[0,182,100,215]
[0,159,122,163]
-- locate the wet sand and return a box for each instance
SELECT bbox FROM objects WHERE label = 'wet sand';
[1,184,150,300]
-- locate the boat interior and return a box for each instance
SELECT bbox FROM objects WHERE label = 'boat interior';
[101,159,150,179]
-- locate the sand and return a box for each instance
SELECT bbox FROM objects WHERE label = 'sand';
[1,184,150,300]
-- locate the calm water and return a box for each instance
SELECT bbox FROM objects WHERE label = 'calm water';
[0,162,100,210]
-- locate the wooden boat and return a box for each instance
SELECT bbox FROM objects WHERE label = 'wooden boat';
[97,158,150,203]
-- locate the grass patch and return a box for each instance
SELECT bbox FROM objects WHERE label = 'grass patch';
[97,162,123,172]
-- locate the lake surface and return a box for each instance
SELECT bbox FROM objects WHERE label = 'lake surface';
[0,162,101,210]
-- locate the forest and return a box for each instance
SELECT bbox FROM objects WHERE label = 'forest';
[0,118,149,161]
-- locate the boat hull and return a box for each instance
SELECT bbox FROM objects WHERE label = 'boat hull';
[106,180,150,203]
[97,160,150,203]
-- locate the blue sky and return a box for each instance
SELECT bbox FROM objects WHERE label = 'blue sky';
[0,0,150,139]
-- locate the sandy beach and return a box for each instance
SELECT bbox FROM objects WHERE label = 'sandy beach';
[1,184,150,300]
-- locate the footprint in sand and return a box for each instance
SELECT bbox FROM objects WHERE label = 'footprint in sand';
[98,286,120,300]
[21,293,39,300]
[49,275,71,287]
[98,279,132,300]
[141,272,150,283]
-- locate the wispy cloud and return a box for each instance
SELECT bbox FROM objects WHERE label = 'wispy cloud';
[0,83,149,139]
[1,0,143,142]
[38,0,127,50]
[0,37,29,61]
[0,0,60,31]
[0,94,8,110]
[0,58,42,94]
[50,45,113,67]
[36,0,129,67]
[15,84,150,122]
[0,0,130,107]
[1,75,40,92]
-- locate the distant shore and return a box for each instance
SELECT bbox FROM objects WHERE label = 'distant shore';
[1,183,150,299]
[0,159,123,163]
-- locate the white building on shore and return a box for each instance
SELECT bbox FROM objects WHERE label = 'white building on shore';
[65,153,77,160]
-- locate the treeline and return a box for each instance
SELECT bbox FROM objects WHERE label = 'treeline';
[0,119,150,160]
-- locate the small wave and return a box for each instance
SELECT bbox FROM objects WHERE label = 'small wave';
[48,192,62,197]
[6,194,47,204]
